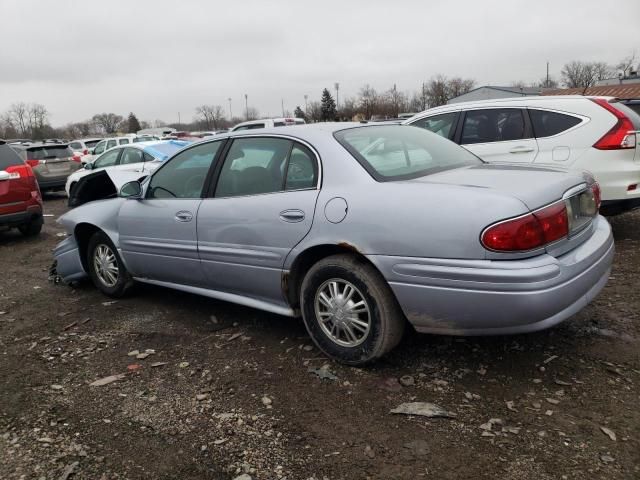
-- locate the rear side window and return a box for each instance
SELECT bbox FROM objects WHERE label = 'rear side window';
[26,146,73,160]
[529,109,582,138]
[411,112,458,139]
[335,125,482,181]
[0,144,24,169]
[119,138,130,145]
[461,109,530,144]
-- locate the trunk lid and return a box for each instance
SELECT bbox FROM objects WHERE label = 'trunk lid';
[414,163,586,210]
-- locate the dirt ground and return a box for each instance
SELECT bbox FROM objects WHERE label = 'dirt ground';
[1,194,639,480]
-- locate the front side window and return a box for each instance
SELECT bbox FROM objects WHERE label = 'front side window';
[215,137,292,197]
[106,140,117,150]
[93,149,120,169]
[147,141,222,199]
[335,125,482,181]
[461,109,530,144]
[119,148,144,165]
[529,109,582,138]
[411,112,458,139]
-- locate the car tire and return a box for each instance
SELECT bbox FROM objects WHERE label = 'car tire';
[87,231,134,297]
[18,216,43,237]
[300,254,405,365]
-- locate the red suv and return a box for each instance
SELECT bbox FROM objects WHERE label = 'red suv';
[0,140,44,236]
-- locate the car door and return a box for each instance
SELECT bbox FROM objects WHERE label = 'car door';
[113,147,146,173]
[527,108,585,164]
[197,136,320,304]
[118,141,224,285]
[457,108,538,163]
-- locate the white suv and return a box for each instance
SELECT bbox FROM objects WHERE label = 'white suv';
[405,96,640,214]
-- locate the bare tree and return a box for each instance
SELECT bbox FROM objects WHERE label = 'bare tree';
[8,102,30,136]
[92,113,123,134]
[447,77,475,99]
[425,75,449,107]
[561,61,612,88]
[28,103,49,133]
[358,84,378,120]
[195,105,218,129]
[616,51,637,77]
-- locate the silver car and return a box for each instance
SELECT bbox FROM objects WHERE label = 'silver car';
[53,123,614,364]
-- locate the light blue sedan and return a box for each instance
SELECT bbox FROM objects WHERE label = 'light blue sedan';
[53,123,614,364]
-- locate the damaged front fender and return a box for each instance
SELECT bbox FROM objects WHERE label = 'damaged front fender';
[52,235,88,283]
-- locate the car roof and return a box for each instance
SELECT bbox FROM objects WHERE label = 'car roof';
[406,95,618,119]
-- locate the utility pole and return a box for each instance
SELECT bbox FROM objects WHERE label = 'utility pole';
[177,112,181,128]
[228,97,232,119]
[334,82,340,111]
[244,94,248,120]
[304,94,308,113]
[546,61,550,88]
[281,98,285,117]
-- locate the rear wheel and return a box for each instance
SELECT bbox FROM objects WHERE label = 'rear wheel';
[18,216,43,237]
[87,231,134,297]
[300,254,405,365]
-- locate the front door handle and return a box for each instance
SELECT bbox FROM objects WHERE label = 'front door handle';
[175,211,193,222]
[279,209,305,223]
[509,146,535,154]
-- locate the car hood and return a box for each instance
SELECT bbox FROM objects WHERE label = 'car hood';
[409,163,585,210]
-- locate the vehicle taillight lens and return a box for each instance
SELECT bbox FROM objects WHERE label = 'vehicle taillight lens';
[83,149,89,155]
[482,203,569,252]
[5,165,34,179]
[591,182,601,210]
[26,159,41,168]
[72,154,81,163]
[591,98,637,150]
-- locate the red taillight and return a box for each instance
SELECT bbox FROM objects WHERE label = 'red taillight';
[482,203,569,252]
[83,149,89,155]
[592,182,601,209]
[26,159,40,168]
[591,98,636,150]
[72,154,81,163]
[5,165,34,179]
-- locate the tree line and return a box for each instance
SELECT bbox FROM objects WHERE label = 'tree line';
[1,52,636,140]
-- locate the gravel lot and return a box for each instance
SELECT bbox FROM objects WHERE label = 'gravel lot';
[1,194,639,480]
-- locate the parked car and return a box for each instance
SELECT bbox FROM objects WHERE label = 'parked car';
[11,142,81,191]
[405,96,640,215]
[82,136,139,165]
[230,117,305,131]
[69,138,103,157]
[621,99,640,116]
[0,139,43,236]
[52,123,613,365]
[65,140,191,206]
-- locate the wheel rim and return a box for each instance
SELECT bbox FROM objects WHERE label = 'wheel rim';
[93,244,119,287]
[314,278,371,347]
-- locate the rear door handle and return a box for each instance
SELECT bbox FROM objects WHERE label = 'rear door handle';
[509,146,535,153]
[279,209,305,223]
[175,211,193,222]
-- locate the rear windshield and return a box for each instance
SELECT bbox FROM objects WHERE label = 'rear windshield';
[0,144,24,169]
[26,145,73,160]
[84,140,101,148]
[334,125,482,181]
[613,102,640,130]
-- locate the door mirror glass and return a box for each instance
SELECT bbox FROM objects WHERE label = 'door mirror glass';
[84,163,92,170]
[119,181,142,198]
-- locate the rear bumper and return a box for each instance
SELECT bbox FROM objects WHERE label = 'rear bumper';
[37,178,67,190]
[584,155,640,203]
[0,206,43,228]
[367,215,614,335]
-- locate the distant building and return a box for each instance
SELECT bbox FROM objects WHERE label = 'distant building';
[448,86,542,104]
[595,70,640,86]
[542,83,640,100]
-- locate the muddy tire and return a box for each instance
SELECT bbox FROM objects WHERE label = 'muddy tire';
[87,231,134,297]
[300,254,405,365]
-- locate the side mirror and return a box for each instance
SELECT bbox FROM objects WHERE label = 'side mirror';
[84,163,92,170]
[119,180,142,199]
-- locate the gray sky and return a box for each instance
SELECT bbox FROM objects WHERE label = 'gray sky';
[1,0,638,126]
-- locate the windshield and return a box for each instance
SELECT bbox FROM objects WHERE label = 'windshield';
[334,125,482,181]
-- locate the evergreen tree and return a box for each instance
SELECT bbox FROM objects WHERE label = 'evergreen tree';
[127,112,141,133]
[293,106,306,120]
[320,88,337,121]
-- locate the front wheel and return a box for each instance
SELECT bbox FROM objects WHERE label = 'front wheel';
[87,231,134,297]
[300,254,405,365]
